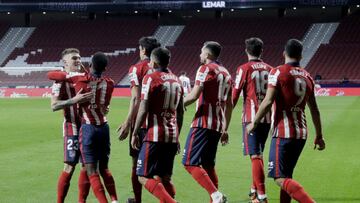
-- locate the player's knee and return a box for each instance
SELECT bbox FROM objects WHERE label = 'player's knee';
[85,164,97,176]
[274,178,285,187]
[251,154,263,160]
[63,163,76,173]
[138,176,147,185]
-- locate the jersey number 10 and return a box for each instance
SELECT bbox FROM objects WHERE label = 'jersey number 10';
[162,81,181,110]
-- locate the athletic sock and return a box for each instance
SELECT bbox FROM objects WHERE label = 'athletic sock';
[144,179,176,203]
[78,169,90,203]
[100,169,118,201]
[251,157,266,195]
[282,178,315,203]
[89,174,108,203]
[185,166,217,195]
[57,171,72,203]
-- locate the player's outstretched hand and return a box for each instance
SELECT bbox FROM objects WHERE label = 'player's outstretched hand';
[131,134,140,150]
[117,122,130,141]
[246,122,257,135]
[73,88,93,104]
[220,131,229,146]
[314,136,325,151]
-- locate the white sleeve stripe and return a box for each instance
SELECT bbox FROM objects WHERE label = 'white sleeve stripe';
[142,77,152,100]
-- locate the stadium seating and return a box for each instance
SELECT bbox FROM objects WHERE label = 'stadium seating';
[168,18,311,77]
[306,13,360,80]
[0,19,158,86]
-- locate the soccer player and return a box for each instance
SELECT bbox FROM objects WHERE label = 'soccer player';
[247,39,325,203]
[232,38,273,203]
[50,48,93,203]
[182,41,232,203]
[117,36,160,203]
[48,52,119,203]
[179,71,192,97]
[131,47,184,203]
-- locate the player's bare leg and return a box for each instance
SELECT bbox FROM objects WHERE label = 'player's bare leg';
[99,161,118,203]
[57,163,76,203]
[78,165,90,203]
[250,155,267,203]
[138,176,177,203]
[128,156,142,203]
[275,178,315,203]
[85,163,108,203]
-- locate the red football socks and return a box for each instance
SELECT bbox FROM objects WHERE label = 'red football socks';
[78,169,90,203]
[185,166,217,195]
[100,169,118,201]
[89,174,108,203]
[282,178,315,203]
[280,188,292,203]
[204,166,219,189]
[132,165,142,202]
[57,171,72,203]
[144,179,176,203]
[251,157,266,195]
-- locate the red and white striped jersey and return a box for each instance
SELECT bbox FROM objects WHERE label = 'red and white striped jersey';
[141,69,183,143]
[128,59,153,129]
[51,79,81,136]
[48,71,114,126]
[128,59,153,88]
[268,63,315,140]
[191,62,232,132]
[233,60,273,124]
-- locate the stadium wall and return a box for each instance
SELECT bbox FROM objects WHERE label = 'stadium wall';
[0,87,360,98]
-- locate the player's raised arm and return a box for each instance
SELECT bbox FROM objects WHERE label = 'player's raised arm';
[307,92,325,151]
[47,71,67,81]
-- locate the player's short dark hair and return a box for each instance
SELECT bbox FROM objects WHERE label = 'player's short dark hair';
[203,41,222,58]
[91,52,108,72]
[285,39,303,60]
[180,71,186,76]
[151,47,170,68]
[61,48,80,58]
[245,37,263,57]
[139,36,161,57]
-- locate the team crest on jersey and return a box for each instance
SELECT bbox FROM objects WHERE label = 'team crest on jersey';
[69,150,76,158]
[268,161,274,172]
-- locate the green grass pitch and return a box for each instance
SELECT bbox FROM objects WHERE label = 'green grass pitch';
[0,97,359,203]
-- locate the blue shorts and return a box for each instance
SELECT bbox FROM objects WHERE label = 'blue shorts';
[79,123,111,164]
[182,127,221,167]
[243,123,270,156]
[136,141,178,178]
[129,128,147,157]
[268,137,306,179]
[63,135,81,164]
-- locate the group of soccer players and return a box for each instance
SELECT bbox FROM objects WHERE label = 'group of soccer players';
[48,36,325,203]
